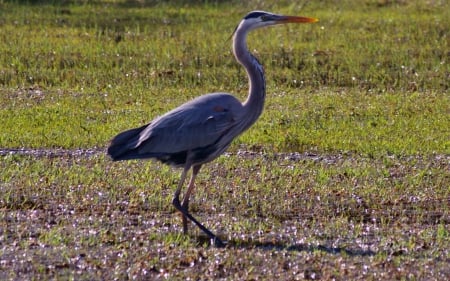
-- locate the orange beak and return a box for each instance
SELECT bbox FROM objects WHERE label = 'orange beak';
[277,15,319,24]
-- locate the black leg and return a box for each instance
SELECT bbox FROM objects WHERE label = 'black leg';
[181,165,201,233]
[172,196,225,247]
[172,164,224,247]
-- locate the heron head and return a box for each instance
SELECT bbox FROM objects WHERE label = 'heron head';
[230,11,318,39]
[241,11,318,30]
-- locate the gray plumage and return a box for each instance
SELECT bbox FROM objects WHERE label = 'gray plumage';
[108,93,244,166]
[108,11,318,247]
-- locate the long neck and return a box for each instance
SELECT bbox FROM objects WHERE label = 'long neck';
[232,26,266,129]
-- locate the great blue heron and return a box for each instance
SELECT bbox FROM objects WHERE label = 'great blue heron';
[108,11,318,247]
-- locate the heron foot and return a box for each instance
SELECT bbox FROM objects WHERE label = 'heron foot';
[172,196,223,246]
[212,237,226,248]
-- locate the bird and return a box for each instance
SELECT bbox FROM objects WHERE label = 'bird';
[107,11,318,247]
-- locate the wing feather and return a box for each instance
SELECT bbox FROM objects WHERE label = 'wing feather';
[134,93,243,155]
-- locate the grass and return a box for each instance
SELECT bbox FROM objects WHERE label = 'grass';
[1,0,449,279]
[1,152,449,279]
[0,0,448,154]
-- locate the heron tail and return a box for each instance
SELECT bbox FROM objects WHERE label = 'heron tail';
[107,124,148,161]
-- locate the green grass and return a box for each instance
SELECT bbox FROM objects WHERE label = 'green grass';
[0,0,448,155]
[1,0,449,279]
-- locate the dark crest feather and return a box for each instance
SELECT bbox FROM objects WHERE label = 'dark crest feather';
[244,11,268,20]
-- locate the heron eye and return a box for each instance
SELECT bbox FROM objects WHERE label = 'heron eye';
[261,15,268,21]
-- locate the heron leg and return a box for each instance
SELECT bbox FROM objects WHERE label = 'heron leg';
[172,165,189,209]
[181,164,201,233]
[172,164,224,247]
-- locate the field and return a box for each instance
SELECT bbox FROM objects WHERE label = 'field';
[1,0,449,279]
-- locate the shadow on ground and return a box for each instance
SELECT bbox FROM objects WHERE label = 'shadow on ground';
[194,236,376,256]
